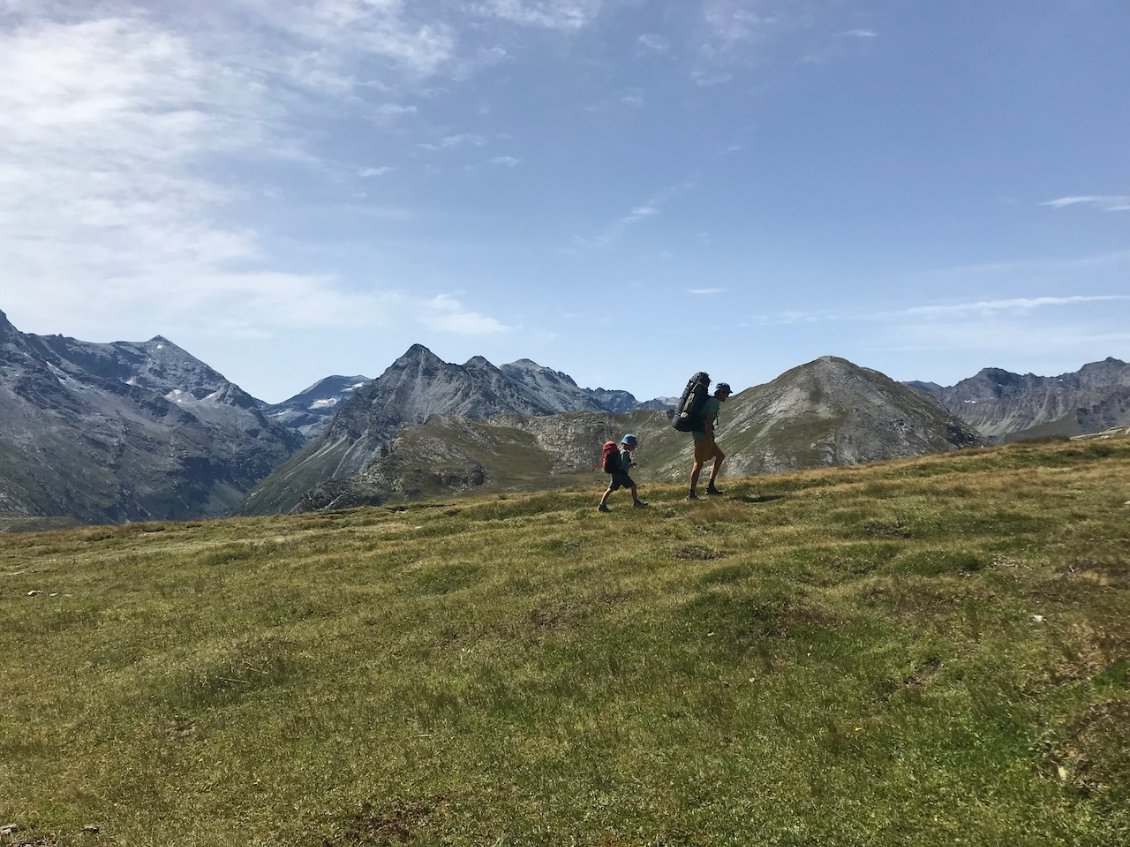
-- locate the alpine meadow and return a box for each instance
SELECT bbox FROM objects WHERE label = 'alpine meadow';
[2,436,1128,846]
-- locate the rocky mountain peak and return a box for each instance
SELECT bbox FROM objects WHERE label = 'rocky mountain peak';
[463,355,500,372]
[503,358,580,385]
[0,310,19,344]
[812,355,850,367]
[1077,357,1129,382]
[385,343,445,373]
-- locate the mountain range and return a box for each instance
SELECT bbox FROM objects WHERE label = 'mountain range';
[907,357,1130,441]
[0,310,301,524]
[2,309,1126,524]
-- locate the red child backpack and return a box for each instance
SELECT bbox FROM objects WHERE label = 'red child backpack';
[601,440,620,473]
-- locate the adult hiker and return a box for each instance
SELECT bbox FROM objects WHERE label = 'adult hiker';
[687,382,732,500]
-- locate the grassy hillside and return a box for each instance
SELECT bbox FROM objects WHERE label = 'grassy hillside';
[2,438,1128,846]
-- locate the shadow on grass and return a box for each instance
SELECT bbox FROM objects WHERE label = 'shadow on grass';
[734,493,786,504]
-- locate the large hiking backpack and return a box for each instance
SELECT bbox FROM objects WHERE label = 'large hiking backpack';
[601,440,621,473]
[672,371,711,432]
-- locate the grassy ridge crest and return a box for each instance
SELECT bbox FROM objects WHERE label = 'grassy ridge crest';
[2,438,1128,846]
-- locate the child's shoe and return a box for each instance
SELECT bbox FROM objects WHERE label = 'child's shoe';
[597,504,611,513]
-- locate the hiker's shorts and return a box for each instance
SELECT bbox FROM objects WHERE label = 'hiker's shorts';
[608,470,635,491]
[694,436,723,464]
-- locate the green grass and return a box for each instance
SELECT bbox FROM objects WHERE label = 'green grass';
[2,438,1129,846]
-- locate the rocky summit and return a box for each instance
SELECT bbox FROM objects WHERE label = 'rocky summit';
[0,311,301,523]
[909,358,1130,441]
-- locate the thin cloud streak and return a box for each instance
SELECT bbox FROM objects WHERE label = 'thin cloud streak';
[575,180,696,249]
[1041,195,1130,212]
[901,295,1130,319]
[748,293,1130,326]
[474,0,605,32]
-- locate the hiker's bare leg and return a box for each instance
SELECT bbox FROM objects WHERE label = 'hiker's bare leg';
[689,459,704,491]
[599,487,613,507]
[708,451,725,487]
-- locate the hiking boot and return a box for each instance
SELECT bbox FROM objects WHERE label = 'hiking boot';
[706,485,723,496]
[686,491,699,501]
[633,500,649,509]
[597,504,611,513]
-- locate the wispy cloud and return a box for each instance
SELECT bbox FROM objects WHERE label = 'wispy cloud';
[1041,195,1130,212]
[474,0,605,32]
[420,132,488,152]
[637,33,670,54]
[490,155,521,167]
[748,291,1130,327]
[900,295,1130,319]
[747,309,831,326]
[691,2,876,83]
[247,0,457,82]
[575,181,695,248]
[689,288,727,295]
[624,205,659,222]
[370,102,419,119]
[422,294,512,335]
[690,68,734,87]
[702,0,778,56]
[0,4,510,345]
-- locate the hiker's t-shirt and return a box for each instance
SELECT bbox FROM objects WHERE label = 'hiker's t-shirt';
[692,397,721,441]
[618,448,633,472]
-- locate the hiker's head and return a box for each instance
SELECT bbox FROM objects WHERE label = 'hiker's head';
[621,433,638,450]
[715,383,732,401]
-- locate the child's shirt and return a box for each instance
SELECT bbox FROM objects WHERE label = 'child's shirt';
[619,448,633,472]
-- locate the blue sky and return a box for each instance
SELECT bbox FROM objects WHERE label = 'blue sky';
[1,0,1127,403]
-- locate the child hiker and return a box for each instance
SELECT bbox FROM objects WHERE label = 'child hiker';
[598,433,648,512]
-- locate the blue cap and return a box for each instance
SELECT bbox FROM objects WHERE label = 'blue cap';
[621,433,638,446]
